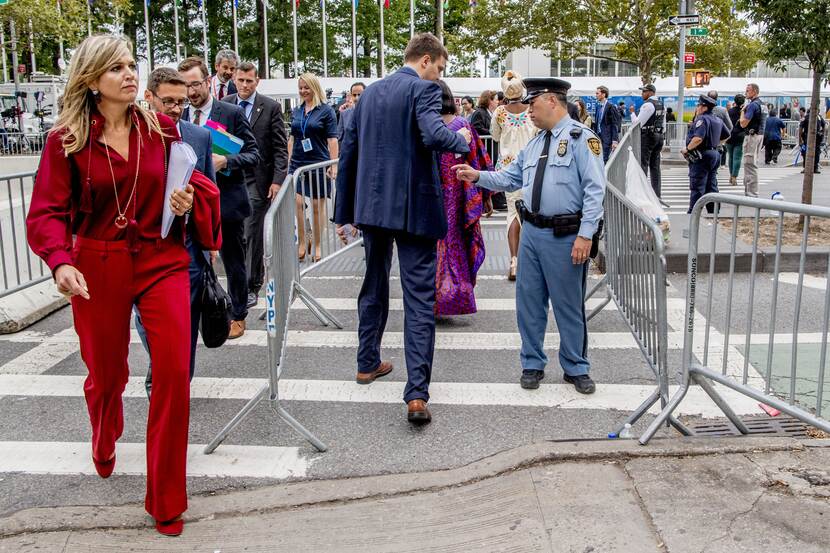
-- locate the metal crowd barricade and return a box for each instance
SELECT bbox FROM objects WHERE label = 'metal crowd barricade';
[478,135,499,166]
[0,132,45,156]
[641,194,830,444]
[204,173,328,454]
[0,171,50,299]
[585,121,690,437]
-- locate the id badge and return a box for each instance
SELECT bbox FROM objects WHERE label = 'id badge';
[301,138,313,152]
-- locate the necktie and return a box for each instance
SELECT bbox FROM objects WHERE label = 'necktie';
[240,100,250,120]
[193,109,202,126]
[596,104,602,133]
[218,83,225,100]
[531,130,552,213]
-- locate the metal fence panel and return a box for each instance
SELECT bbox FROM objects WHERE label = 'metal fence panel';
[0,132,46,156]
[641,194,830,444]
[0,171,50,298]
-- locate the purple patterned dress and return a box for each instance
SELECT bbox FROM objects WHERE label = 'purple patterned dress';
[435,117,493,316]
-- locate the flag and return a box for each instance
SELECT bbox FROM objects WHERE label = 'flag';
[383,0,390,7]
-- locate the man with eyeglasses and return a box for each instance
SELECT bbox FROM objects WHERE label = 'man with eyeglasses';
[136,67,217,396]
[179,56,260,339]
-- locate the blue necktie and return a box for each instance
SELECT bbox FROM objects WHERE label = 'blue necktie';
[597,103,603,133]
[240,100,251,120]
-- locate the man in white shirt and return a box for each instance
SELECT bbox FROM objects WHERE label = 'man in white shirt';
[211,49,238,100]
[629,84,666,196]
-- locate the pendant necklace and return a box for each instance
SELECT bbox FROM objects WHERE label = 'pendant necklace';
[102,122,141,229]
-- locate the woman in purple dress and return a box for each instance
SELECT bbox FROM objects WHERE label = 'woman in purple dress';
[435,80,493,316]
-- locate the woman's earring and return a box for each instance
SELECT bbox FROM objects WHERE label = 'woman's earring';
[91,89,99,96]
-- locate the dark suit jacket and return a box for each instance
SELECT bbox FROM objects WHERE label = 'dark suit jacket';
[178,120,216,183]
[182,100,260,220]
[469,107,491,137]
[223,93,288,197]
[334,66,470,240]
[592,101,621,146]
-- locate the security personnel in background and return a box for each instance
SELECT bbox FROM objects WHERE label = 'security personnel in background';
[682,95,730,214]
[452,78,605,395]
[629,83,665,197]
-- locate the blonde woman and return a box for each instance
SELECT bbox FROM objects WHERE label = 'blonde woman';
[289,73,339,262]
[490,71,538,280]
[26,35,221,536]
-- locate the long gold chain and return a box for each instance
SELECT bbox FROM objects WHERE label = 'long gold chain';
[102,121,141,229]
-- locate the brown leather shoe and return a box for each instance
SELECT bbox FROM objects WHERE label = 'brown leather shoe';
[356,361,393,384]
[407,399,431,424]
[228,320,246,339]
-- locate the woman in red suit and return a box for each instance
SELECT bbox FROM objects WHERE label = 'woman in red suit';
[26,35,221,536]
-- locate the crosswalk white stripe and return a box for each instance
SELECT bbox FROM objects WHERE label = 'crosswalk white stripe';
[0,328,820,350]
[0,341,79,375]
[0,375,762,418]
[0,442,309,478]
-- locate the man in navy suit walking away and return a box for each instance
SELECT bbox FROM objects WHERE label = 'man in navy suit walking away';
[335,33,472,424]
[592,86,621,163]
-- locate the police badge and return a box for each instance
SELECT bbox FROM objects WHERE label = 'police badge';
[587,137,601,156]
[558,140,568,156]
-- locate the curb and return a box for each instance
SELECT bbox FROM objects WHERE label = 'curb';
[0,279,67,334]
[0,436,806,537]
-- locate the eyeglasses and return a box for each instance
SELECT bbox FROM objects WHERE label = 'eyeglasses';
[185,78,208,91]
[152,92,189,110]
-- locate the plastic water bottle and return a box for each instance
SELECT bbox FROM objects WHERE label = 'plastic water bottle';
[771,191,785,202]
[619,423,633,439]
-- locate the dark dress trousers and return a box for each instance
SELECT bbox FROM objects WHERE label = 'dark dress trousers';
[223,93,288,295]
[183,101,260,321]
[334,66,470,403]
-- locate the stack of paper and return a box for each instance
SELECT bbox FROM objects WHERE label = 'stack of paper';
[206,120,243,176]
[162,141,198,238]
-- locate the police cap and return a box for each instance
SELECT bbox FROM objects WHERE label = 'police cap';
[639,84,657,93]
[698,94,717,109]
[521,78,571,104]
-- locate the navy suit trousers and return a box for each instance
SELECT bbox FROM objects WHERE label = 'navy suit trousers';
[358,227,437,403]
[220,218,249,321]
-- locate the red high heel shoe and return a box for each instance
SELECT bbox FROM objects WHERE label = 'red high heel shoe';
[155,516,184,537]
[92,453,116,479]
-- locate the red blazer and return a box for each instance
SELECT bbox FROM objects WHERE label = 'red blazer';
[27,109,222,273]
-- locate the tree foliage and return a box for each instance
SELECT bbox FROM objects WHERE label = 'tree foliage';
[740,0,830,205]
[459,0,760,83]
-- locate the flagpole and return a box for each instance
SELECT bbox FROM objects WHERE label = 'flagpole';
[0,23,7,83]
[201,0,208,63]
[232,0,239,53]
[27,19,36,73]
[56,0,65,70]
[86,0,92,37]
[292,0,299,77]
[173,0,181,63]
[410,0,414,37]
[437,0,443,43]
[142,0,152,71]
[322,0,328,78]
[379,1,385,77]
[351,0,357,77]
[262,0,270,78]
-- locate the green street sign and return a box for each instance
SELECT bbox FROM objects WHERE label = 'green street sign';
[689,27,709,36]
[0,0,9,6]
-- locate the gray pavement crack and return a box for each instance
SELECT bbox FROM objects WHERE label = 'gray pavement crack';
[621,461,668,552]
[700,487,768,553]
[526,470,555,553]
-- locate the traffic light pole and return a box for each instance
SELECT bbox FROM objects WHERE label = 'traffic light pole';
[674,0,686,154]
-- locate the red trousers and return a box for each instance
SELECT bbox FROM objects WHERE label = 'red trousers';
[71,236,191,522]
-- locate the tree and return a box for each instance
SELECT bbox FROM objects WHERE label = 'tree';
[458,0,759,83]
[741,0,830,206]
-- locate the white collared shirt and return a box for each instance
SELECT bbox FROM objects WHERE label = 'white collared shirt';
[191,95,213,127]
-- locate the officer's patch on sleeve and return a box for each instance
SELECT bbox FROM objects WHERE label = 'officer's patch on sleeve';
[696,120,703,128]
[587,137,601,156]
[558,140,568,156]
[570,127,583,139]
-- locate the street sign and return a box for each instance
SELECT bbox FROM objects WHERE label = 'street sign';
[0,0,8,6]
[688,27,708,36]
[684,53,696,64]
[669,14,701,26]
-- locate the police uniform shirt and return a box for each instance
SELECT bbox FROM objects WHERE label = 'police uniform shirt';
[687,112,728,149]
[477,115,605,239]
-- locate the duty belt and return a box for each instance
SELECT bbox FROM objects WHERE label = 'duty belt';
[516,200,581,237]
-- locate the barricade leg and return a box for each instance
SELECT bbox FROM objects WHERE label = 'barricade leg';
[273,403,328,452]
[692,371,750,435]
[584,274,612,322]
[294,281,343,329]
[204,385,269,454]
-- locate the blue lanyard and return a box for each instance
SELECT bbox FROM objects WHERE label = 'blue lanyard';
[300,106,314,138]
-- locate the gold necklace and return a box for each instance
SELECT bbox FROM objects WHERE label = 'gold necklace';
[102,123,141,229]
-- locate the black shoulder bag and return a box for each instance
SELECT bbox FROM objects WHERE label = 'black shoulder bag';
[200,264,232,348]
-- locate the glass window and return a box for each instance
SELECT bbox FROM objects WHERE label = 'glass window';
[617,62,639,77]
[573,57,588,77]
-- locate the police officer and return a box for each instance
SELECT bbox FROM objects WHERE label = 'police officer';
[683,94,730,214]
[738,83,765,197]
[453,78,605,395]
[630,83,665,197]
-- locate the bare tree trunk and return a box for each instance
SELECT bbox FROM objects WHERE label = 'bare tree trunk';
[802,67,822,206]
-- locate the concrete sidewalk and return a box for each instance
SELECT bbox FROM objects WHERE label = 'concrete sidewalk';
[2,437,828,552]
